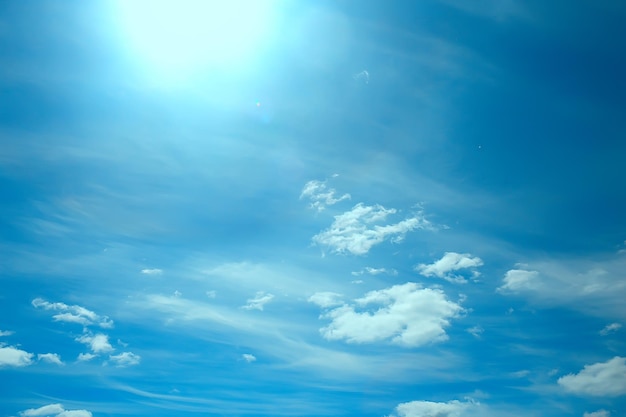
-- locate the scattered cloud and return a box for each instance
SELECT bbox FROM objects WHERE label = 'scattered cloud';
[599,323,621,336]
[242,292,274,311]
[0,345,34,367]
[206,290,216,299]
[308,292,344,308]
[32,298,114,328]
[300,179,350,212]
[388,398,479,417]
[558,356,626,396]
[75,333,113,354]
[351,267,398,276]
[316,282,463,347]
[467,326,483,338]
[584,411,610,417]
[37,353,63,365]
[77,353,96,362]
[19,404,92,417]
[141,268,163,275]
[109,351,141,367]
[313,203,433,255]
[0,330,14,336]
[416,252,483,283]
[497,256,626,318]
[242,354,256,363]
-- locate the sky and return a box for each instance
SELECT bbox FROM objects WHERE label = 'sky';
[1,1,625,416]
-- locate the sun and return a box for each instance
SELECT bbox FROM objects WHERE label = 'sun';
[113,0,276,76]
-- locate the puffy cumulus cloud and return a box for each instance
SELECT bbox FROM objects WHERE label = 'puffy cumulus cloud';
[32,298,113,329]
[75,333,113,354]
[0,345,34,367]
[317,283,463,347]
[416,252,483,284]
[388,399,479,417]
[558,356,626,396]
[242,292,274,311]
[19,404,92,417]
[497,269,541,292]
[351,267,398,276]
[77,353,96,362]
[242,353,257,363]
[313,203,433,255]
[308,292,344,308]
[300,179,350,212]
[497,256,626,318]
[109,351,141,367]
[599,323,621,336]
[584,411,610,417]
[37,353,63,365]
[140,268,162,275]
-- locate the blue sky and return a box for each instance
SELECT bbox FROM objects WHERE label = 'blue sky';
[1,1,625,416]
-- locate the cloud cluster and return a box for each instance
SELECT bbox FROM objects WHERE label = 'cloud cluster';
[242,292,274,311]
[19,403,92,417]
[37,353,63,365]
[0,345,34,367]
[313,203,432,255]
[32,298,113,328]
[313,282,463,347]
[388,399,479,417]
[416,252,483,283]
[558,356,626,396]
[300,179,350,212]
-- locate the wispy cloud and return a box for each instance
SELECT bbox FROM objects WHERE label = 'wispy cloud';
[584,410,610,417]
[77,353,96,362]
[308,292,344,308]
[416,252,483,283]
[599,323,621,336]
[242,292,274,311]
[558,356,626,396]
[37,353,64,365]
[351,267,397,276]
[313,203,433,255]
[141,268,163,275]
[0,330,14,336]
[0,345,34,367]
[32,298,114,328]
[300,179,350,212]
[315,282,463,347]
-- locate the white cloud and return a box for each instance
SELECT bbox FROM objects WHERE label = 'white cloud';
[313,203,432,255]
[20,404,65,416]
[0,346,34,367]
[584,411,610,417]
[109,351,141,367]
[558,356,626,396]
[0,330,14,336]
[77,353,96,362]
[19,404,92,417]
[32,298,113,328]
[317,282,463,347]
[242,292,274,311]
[308,292,344,308]
[141,268,162,275]
[389,399,479,417]
[75,333,113,354]
[206,290,216,298]
[599,323,621,336]
[37,353,63,365]
[467,326,483,338]
[497,269,540,292]
[416,252,483,283]
[300,179,350,211]
[351,267,397,276]
[242,353,256,363]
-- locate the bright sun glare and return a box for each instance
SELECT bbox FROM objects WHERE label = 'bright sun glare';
[114,0,276,75]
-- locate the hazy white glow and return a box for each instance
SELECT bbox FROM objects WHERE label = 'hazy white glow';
[114,0,275,74]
